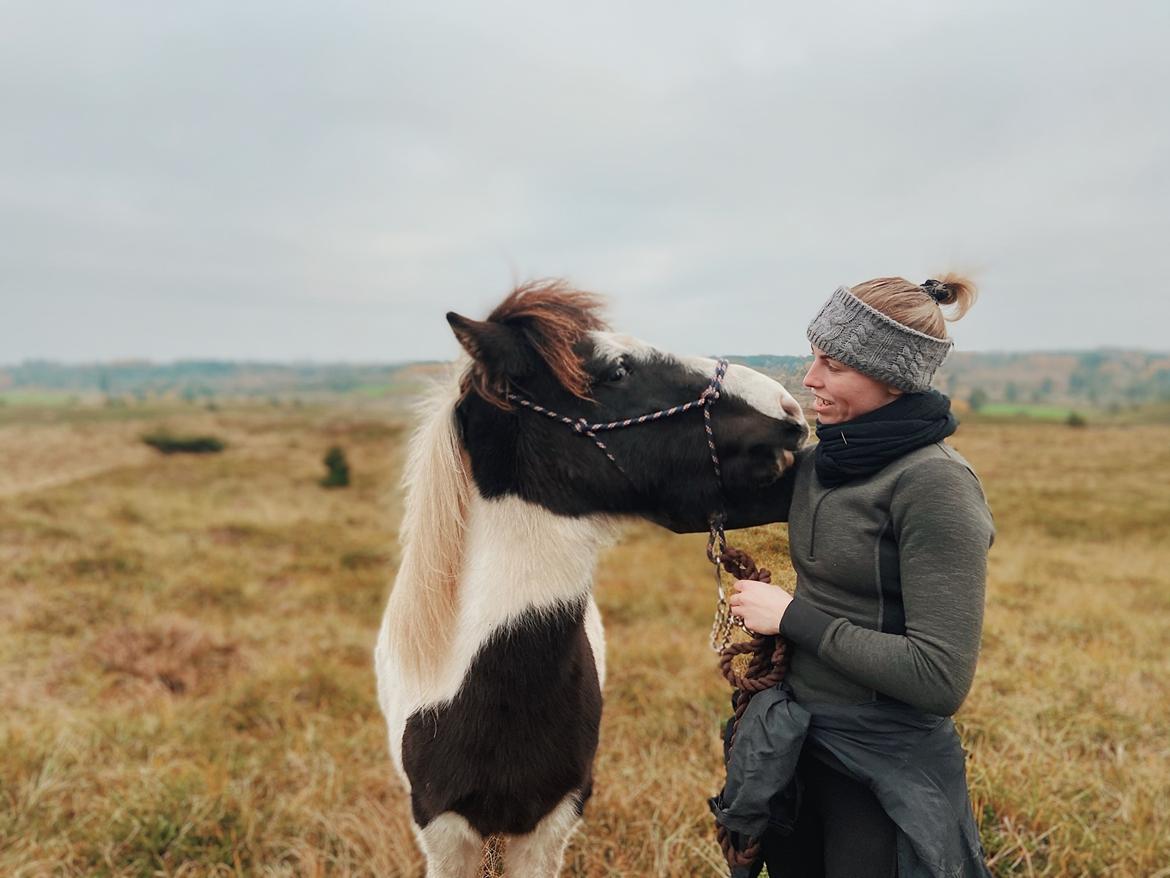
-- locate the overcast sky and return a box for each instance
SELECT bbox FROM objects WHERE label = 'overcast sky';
[3,1,1168,364]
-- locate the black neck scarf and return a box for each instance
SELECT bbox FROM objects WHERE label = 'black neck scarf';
[814,389,958,488]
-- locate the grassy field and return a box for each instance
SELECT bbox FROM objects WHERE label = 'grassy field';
[1,400,1168,876]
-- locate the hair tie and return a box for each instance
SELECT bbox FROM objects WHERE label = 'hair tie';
[921,279,949,303]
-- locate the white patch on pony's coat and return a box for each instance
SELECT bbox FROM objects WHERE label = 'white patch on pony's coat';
[452,496,618,667]
[415,811,483,878]
[583,595,606,689]
[377,489,618,781]
[503,792,584,877]
[588,331,662,365]
[686,355,806,428]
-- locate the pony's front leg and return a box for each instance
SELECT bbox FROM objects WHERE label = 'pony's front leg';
[502,793,584,877]
[415,812,483,878]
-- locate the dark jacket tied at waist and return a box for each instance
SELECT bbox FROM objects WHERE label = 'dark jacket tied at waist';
[709,683,991,878]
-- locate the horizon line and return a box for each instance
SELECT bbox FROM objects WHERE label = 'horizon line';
[3,344,1170,370]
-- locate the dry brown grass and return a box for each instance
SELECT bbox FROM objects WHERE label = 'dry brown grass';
[90,618,241,696]
[0,402,1167,876]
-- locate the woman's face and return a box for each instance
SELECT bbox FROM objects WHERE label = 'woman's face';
[802,345,902,424]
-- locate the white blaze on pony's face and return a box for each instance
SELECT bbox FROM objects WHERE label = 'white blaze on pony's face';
[590,330,807,468]
[571,331,809,529]
[589,331,802,416]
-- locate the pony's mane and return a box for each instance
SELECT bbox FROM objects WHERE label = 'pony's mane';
[388,282,608,686]
[386,364,472,687]
[462,279,610,409]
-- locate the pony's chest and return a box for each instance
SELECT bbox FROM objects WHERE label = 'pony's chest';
[400,598,603,835]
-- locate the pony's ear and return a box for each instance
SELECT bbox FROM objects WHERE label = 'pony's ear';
[447,312,533,380]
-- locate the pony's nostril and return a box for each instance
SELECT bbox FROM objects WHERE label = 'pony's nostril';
[782,419,808,449]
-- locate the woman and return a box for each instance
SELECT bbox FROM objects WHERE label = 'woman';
[726,275,995,878]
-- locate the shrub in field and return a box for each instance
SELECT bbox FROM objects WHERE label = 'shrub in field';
[141,432,226,454]
[320,445,351,488]
[1066,411,1088,427]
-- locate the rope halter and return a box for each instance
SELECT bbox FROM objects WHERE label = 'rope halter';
[505,357,729,485]
[505,357,736,651]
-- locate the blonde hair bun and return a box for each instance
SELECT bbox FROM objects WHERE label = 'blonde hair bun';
[850,273,979,340]
[923,273,978,321]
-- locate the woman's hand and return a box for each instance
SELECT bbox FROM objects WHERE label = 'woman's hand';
[729,580,794,636]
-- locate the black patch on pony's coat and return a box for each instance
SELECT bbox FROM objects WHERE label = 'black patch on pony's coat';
[455,337,806,533]
[402,597,601,837]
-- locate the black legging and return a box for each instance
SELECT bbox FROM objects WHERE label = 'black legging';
[748,749,898,878]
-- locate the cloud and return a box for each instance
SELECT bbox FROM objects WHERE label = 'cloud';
[3,0,1168,361]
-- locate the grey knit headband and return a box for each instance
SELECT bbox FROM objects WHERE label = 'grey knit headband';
[806,285,954,393]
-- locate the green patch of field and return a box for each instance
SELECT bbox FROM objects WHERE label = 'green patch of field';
[350,382,396,397]
[0,390,81,406]
[974,403,1084,420]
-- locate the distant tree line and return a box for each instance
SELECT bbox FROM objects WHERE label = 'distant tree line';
[3,352,1167,405]
[0,359,428,398]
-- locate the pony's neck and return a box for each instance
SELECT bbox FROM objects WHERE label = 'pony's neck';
[457,493,619,634]
[398,493,618,710]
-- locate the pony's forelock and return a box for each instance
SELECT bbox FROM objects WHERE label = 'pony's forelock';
[462,279,610,409]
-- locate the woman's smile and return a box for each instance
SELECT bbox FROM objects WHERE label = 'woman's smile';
[804,345,901,424]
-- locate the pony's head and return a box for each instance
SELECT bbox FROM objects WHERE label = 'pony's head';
[447,281,808,532]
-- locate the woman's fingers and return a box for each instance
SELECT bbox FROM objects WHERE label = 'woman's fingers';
[725,580,789,636]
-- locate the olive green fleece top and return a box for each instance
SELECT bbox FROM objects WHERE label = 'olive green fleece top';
[775,441,995,717]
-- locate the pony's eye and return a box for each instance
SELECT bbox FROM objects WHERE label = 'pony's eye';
[607,363,629,383]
